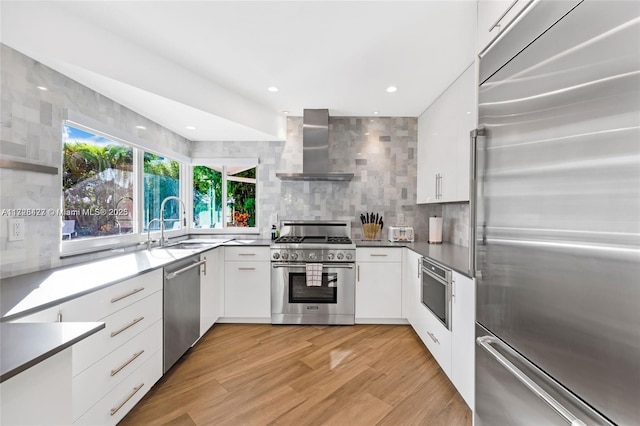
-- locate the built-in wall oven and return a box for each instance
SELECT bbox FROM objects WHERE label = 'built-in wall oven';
[270,220,356,325]
[421,257,452,330]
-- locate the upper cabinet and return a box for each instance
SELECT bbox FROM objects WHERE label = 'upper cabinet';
[417,64,476,204]
[477,0,532,54]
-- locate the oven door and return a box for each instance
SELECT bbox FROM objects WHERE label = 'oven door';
[421,259,452,330]
[271,262,355,325]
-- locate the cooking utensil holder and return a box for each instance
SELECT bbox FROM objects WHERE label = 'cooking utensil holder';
[362,223,381,240]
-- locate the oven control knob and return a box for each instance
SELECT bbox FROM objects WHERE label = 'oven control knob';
[272,252,280,260]
[345,253,353,260]
[291,252,298,260]
[281,252,289,260]
[327,253,335,260]
[309,252,317,261]
[337,253,344,260]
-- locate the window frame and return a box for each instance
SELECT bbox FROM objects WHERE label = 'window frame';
[60,114,190,256]
[188,158,259,235]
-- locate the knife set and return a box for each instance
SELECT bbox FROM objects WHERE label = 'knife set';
[360,212,383,240]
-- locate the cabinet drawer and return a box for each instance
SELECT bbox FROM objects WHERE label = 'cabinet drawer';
[356,247,402,263]
[224,246,270,261]
[62,269,163,322]
[74,349,162,426]
[72,319,162,420]
[414,302,452,377]
[73,291,163,376]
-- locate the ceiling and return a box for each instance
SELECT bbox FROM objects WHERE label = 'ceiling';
[0,1,477,142]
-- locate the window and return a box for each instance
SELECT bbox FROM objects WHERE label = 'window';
[61,120,187,254]
[62,125,135,239]
[143,153,181,231]
[192,161,257,230]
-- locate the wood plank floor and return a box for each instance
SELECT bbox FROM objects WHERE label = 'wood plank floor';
[121,324,471,426]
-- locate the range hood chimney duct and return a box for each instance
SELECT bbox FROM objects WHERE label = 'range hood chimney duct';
[276,109,354,181]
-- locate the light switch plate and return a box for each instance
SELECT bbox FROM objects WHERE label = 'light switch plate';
[8,218,24,241]
[397,213,405,226]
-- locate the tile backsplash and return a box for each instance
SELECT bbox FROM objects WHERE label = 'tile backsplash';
[192,116,443,241]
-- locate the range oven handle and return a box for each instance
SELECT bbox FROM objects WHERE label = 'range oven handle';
[476,336,587,426]
[272,263,354,269]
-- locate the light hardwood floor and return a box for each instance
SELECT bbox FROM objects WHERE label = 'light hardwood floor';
[121,324,471,426]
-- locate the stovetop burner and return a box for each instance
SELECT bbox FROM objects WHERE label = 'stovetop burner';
[274,235,353,245]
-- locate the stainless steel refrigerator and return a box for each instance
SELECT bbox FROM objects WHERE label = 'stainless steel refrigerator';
[472,1,640,425]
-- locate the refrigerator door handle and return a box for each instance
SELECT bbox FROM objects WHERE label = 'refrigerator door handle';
[477,336,587,426]
[469,128,485,277]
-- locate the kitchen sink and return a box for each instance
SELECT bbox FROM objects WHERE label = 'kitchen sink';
[163,238,233,250]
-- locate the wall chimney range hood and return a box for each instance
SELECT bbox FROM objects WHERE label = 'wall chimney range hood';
[276,109,354,182]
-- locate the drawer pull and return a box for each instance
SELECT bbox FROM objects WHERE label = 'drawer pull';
[110,383,144,416]
[110,350,145,377]
[238,267,256,271]
[370,254,388,257]
[111,317,144,337]
[427,331,440,345]
[238,253,256,256]
[111,287,145,303]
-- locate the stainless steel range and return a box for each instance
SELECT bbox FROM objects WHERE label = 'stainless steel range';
[271,220,355,325]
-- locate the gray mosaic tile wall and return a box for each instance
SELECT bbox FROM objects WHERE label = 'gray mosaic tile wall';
[0,45,191,277]
[192,116,442,241]
[442,202,470,247]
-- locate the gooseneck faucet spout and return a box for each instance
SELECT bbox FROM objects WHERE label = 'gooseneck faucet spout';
[159,196,187,247]
[146,218,161,250]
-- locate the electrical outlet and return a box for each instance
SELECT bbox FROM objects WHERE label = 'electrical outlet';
[397,213,405,226]
[8,218,25,241]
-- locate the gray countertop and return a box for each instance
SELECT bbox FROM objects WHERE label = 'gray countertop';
[0,238,271,322]
[0,322,105,383]
[356,240,471,277]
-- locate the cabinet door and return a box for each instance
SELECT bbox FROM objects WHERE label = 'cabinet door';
[356,261,402,320]
[200,248,222,336]
[413,301,452,377]
[224,260,270,319]
[477,0,530,54]
[451,272,476,409]
[417,109,440,204]
[402,249,422,324]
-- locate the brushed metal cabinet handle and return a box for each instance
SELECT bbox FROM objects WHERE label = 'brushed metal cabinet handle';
[370,254,388,257]
[110,383,144,416]
[110,350,144,377]
[202,256,207,276]
[357,265,360,282]
[111,287,144,304]
[238,253,256,256]
[110,317,144,338]
[238,267,256,271]
[427,331,440,344]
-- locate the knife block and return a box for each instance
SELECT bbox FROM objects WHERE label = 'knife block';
[362,223,381,240]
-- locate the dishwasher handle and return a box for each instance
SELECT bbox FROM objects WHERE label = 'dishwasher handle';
[165,259,206,280]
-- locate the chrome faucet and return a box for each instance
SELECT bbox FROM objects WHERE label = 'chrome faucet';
[146,218,161,250]
[159,196,187,247]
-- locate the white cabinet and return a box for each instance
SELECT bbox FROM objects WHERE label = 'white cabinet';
[355,247,403,322]
[223,246,270,321]
[417,64,476,204]
[477,0,531,54]
[200,247,224,336]
[451,271,476,410]
[0,348,73,425]
[402,248,422,324]
[414,301,452,377]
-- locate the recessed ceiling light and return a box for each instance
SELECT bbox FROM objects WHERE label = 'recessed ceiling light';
[365,132,370,136]
[373,111,379,115]
[268,86,279,92]
[282,111,289,115]
[136,125,146,130]
[37,86,48,91]
[386,86,398,93]
[185,126,197,130]
[466,111,472,115]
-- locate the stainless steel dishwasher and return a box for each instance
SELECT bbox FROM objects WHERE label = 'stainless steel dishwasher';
[163,255,204,373]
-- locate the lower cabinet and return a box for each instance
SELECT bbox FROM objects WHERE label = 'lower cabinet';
[355,248,403,321]
[413,301,452,377]
[451,271,475,409]
[223,246,270,321]
[200,247,224,336]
